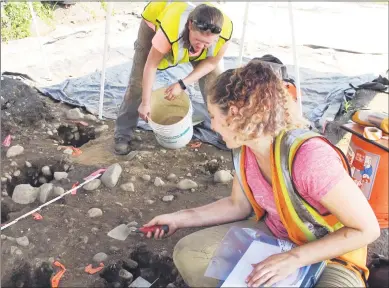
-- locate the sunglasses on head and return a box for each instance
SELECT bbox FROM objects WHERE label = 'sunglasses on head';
[192,20,221,34]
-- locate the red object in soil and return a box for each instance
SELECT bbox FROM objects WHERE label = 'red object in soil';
[71,146,82,156]
[51,261,66,288]
[2,135,11,147]
[188,141,202,148]
[32,212,43,220]
[85,263,104,274]
[71,182,79,195]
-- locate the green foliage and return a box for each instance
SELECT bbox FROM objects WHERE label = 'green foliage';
[100,0,107,11]
[344,100,353,114]
[1,1,54,42]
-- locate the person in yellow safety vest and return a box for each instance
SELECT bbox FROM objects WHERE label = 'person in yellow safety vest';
[114,2,233,155]
[143,61,380,287]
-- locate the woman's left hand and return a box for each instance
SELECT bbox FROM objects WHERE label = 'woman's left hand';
[164,82,183,101]
[246,251,301,287]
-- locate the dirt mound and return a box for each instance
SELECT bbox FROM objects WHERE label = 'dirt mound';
[1,77,54,139]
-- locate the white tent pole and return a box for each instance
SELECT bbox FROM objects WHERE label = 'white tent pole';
[238,2,250,67]
[98,2,114,120]
[288,1,303,116]
[28,2,52,81]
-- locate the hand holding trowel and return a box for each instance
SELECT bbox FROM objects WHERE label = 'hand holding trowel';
[107,223,169,241]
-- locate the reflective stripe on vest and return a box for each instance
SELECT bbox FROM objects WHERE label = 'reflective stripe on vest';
[142,1,233,70]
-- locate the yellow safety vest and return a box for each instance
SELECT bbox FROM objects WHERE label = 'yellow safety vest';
[232,129,369,282]
[142,2,233,70]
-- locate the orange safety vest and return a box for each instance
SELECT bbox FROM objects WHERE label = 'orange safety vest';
[232,129,369,284]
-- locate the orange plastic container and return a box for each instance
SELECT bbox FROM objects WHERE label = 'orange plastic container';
[343,123,389,229]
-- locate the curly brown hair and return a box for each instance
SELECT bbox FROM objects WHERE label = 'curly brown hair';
[209,61,307,141]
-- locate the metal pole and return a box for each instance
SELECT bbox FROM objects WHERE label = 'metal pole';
[98,2,114,120]
[238,2,250,67]
[28,2,52,81]
[288,1,303,116]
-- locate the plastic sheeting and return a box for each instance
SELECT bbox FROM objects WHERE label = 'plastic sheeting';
[37,56,377,150]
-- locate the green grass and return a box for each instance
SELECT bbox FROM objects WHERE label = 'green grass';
[1,1,54,42]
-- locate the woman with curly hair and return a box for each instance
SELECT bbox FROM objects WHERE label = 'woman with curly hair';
[144,60,380,287]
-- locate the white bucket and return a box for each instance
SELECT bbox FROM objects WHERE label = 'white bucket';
[148,87,193,149]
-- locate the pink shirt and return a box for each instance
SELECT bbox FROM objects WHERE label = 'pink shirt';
[244,138,347,239]
[144,20,202,57]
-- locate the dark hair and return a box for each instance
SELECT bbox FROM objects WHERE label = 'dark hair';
[181,4,224,48]
[209,61,307,140]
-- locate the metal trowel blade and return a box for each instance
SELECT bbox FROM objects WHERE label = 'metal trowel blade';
[107,224,133,241]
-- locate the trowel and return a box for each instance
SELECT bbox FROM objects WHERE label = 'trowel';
[107,224,169,241]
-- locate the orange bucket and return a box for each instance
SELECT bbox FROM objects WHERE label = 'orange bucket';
[345,130,389,229]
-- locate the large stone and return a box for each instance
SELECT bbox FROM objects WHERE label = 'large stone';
[214,170,233,183]
[88,208,103,218]
[177,179,198,190]
[154,177,165,187]
[16,236,29,247]
[162,195,174,202]
[95,125,109,133]
[6,145,24,158]
[54,172,68,181]
[66,108,84,120]
[53,187,65,196]
[84,114,98,121]
[93,252,108,263]
[120,182,134,192]
[101,163,122,188]
[12,184,39,204]
[83,179,101,191]
[41,166,52,176]
[167,173,177,181]
[39,183,53,203]
[119,269,133,281]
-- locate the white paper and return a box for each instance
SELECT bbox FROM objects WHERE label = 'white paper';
[221,240,309,287]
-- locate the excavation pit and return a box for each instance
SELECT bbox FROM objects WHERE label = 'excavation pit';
[57,124,96,148]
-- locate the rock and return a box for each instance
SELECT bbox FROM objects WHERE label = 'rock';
[162,195,174,202]
[10,161,18,167]
[41,166,52,176]
[119,269,133,281]
[54,172,68,181]
[16,236,29,247]
[134,135,142,141]
[214,170,233,183]
[83,179,101,191]
[12,184,39,204]
[127,150,139,161]
[10,246,23,256]
[25,161,32,168]
[63,148,73,155]
[66,108,84,120]
[13,170,21,177]
[39,183,53,203]
[63,164,70,171]
[53,187,65,196]
[1,177,7,183]
[1,234,7,240]
[101,163,122,188]
[120,182,135,192]
[130,176,136,182]
[167,283,176,288]
[154,177,165,187]
[177,179,198,190]
[108,246,120,254]
[93,252,108,263]
[39,176,48,184]
[6,145,24,158]
[142,174,151,182]
[47,130,54,136]
[167,173,177,181]
[88,208,103,218]
[160,149,167,154]
[145,199,155,205]
[126,259,139,269]
[95,125,109,133]
[84,114,98,121]
[91,227,99,234]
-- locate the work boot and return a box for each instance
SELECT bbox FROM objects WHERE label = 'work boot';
[114,137,131,155]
